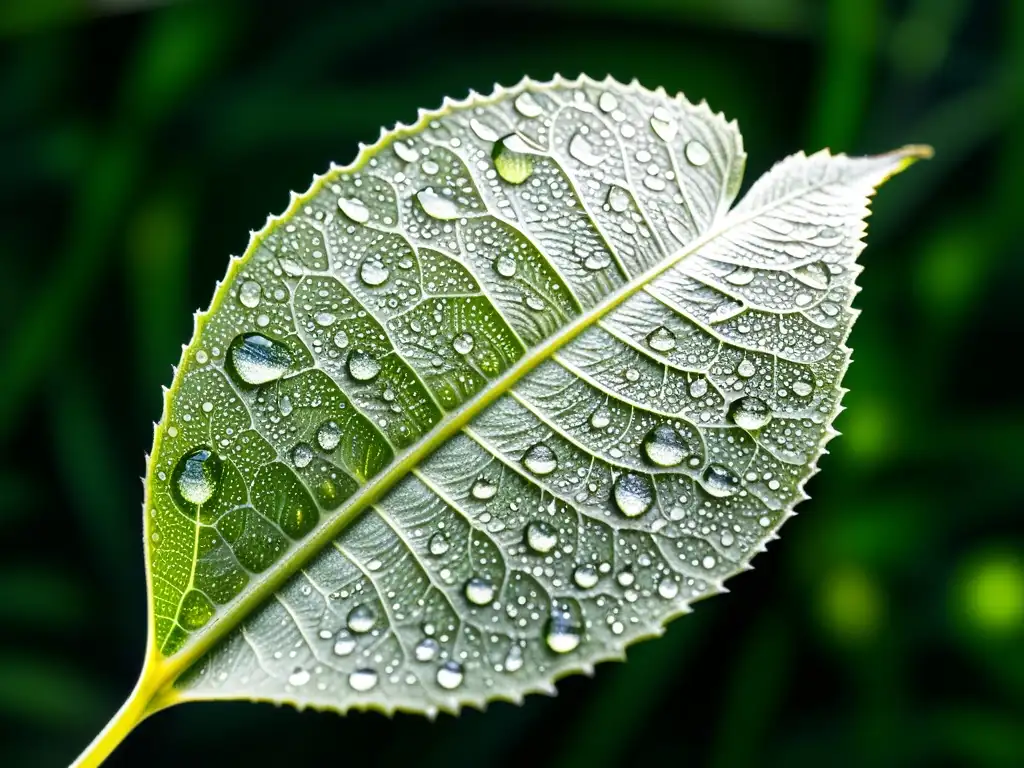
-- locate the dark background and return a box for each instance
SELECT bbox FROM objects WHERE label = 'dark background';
[1,0,1021,766]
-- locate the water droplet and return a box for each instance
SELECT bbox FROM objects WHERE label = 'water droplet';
[359,259,390,286]
[650,107,678,141]
[421,159,440,176]
[435,661,464,690]
[227,333,292,386]
[613,473,653,518]
[721,530,735,547]
[545,609,582,653]
[590,409,611,430]
[702,555,717,569]
[470,118,499,142]
[346,603,376,634]
[464,576,496,606]
[494,253,517,277]
[174,448,222,506]
[452,333,474,355]
[338,196,370,224]
[573,564,599,589]
[332,631,356,656]
[703,464,741,498]
[292,443,314,468]
[725,267,755,286]
[625,367,640,382]
[685,140,711,166]
[642,424,688,467]
[514,92,542,118]
[607,185,630,213]
[393,140,418,163]
[658,579,679,599]
[416,189,460,220]
[428,532,450,556]
[646,325,676,352]
[792,381,814,397]
[525,521,558,554]
[504,644,524,672]
[525,296,546,311]
[794,262,830,290]
[333,329,349,349]
[317,421,342,451]
[729,396,772,430]
[239,280,262,308]
[598,92,618,113]
[492,134,535,185]
[414,637,439,662]
[568,133,605,167]
[584,253,611,271]
[470,477,497,500]
[288,667,310,686]
[737,360,756,378]
[347,349,381,382]
[522,443,557,476]
[348,668,378,692]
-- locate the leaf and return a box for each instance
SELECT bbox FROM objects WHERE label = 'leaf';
[73,75,929,766]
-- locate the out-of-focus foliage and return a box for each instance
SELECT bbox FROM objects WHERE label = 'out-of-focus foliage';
[0,1,1019,766]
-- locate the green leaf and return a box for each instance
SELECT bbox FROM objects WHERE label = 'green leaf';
[72,75,928,767]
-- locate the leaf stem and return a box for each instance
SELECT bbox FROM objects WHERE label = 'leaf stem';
[69,670,160,768]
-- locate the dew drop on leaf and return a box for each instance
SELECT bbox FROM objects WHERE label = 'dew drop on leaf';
[414,638,439,662]
[452,333,474,354]
[703,464,741,498]
[348,668,378,692]
[492,134,535,185]
[522,443,558,475]
[338,196,370,224]
[428,532,450,556]
[650,107,678,141]
[346,604,376,634]
[464,576,496,606]
[346,349,381,382]
[525,521,558,554]
[545,606,582,654]
[493,253,517,277]
[291,443,314,468]
[606,185,630,212]
[470,477,497,500]
[613,472,653,518]
[317,421,342,451]
[332,631,356,657]
[729,396,772,430]
[513,91,542,118]
[573,564,599,590]
[227,333,293,386]
[359,259,390,287]
[173,448,222,507]
[287,668,310,687]
[685,140,711,166]
[646,325,677,352]
[239,280,262,308]
[416,189,460,220]
[435,661,465,690]
[642,424,688,467]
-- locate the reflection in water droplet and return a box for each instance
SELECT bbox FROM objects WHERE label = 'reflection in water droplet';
[436,661,465,690]
[428,532,450,556]
[646,325,676,352]
[464,576,496,606]
[414,637,439,662]
[452,333,474,355]
[292,443,314,469]
[359,259,390,286]
[642,424,689,467]
[470,477,497,500]
[522,443,558,475]
[494,253,517,277]
[492,134,536,185]
[288,667,310,686]
[239,280,262,308]
[703,464,741,498]
[317,421,342,451]
[613,473,654,518]
[514,92,543,118]
[338,197,370,224]
[346,604,376,634]
[332,631,356,656]
[347,349,381,382]
[174,448,222,506]
[685,140,711,166]
[573,564,599,589]
[650,107,678,141]
[568,133,605,167]
[348,668,378,692]
[545,608,582,653]
[729,396,772,430]
[227,333,292,386]
[525,521,558,554]
[416,189,461,220]
[607,185,630,213]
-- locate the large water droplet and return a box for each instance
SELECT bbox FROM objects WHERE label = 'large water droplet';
[317,420,342,451]
[470,477,497,500]
[416,188,461,220]
[359,258,390,287]
[598,92,618,113]
[346,603,376,634]
[347,349,381,382]
[348,668,378,692]
[792,380,814,397]
[333,329,349,349]
[689,378,708,398]
[607,185,630,213]
[642,424,689,467]
[703,464,741,498]
[174,448,222,507]
[393,140,418,163]
[590,409,611,430]
[435,661,465,690]
[292,442,314,468]
[729,396,772,430]
[493,253,517,277]
[492,134,536,185]
[239,280,262,308]
[470,118,499,142]
[522,443,557,476]
[613,473,653,517]
[452,333,474,355]
[338,196,370,224]
[650,107,678,141]
[545,608,582,653]
[573,564,599,589]
[658,578,679,599]
[514,92,543,118]
[568,133,605,167]
[646,325,676,352]
[332,631,356,656]
[685,140,711,167]
[525,521,558,554]
[288,667,310,686]
[227,333,292,386]
[464,576,496,606]
[428,532,450,556]
[414,637,439,662]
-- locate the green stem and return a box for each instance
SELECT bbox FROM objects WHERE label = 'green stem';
[69,673,158,768]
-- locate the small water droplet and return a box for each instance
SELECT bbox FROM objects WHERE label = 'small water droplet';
[338,197,370,224]
[568,133,605,167]
[416,188,461,220]
[292,443,314,468]
[625,367,640,382]
[227,333,292,386]
[348,668,378,692]
[414,637,439,662]
[737,360,756,378]
[646,325,676,352]
[613,473,653,518]
[514,92,542,118]
[471,477,497,500]
[573,564,599,589]
[428,532,450,556]
[494,253,517,277]
[525,521,558,554]
[607,185,630,213]
[333,329,349,349]
[317,421,342,451]
[729,396,772,430]
[435,661,464,690]
[347,349,381,382]
[504,644,524,672]
[642,424,688,467]
[522,443,558,475]
[239,280,262,308]
[545,609,582,654]
[703,555,717,569]
[464,576,496,606]
[703,464,741,498]
[288,667,310,686]
[359,259,390,287]
[333,631,356,656]
[685,140,711,166]
[792,381,814,397]
[452,333,474,355]
[590,409,611,430]
[279,394,293,417]
[650,107,678,141]
[347,603,376,634]
[492,134,536,185]
[174,448,222,506]
[689,378,708,398]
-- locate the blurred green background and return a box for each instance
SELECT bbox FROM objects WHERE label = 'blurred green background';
[1,0,1021,766]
